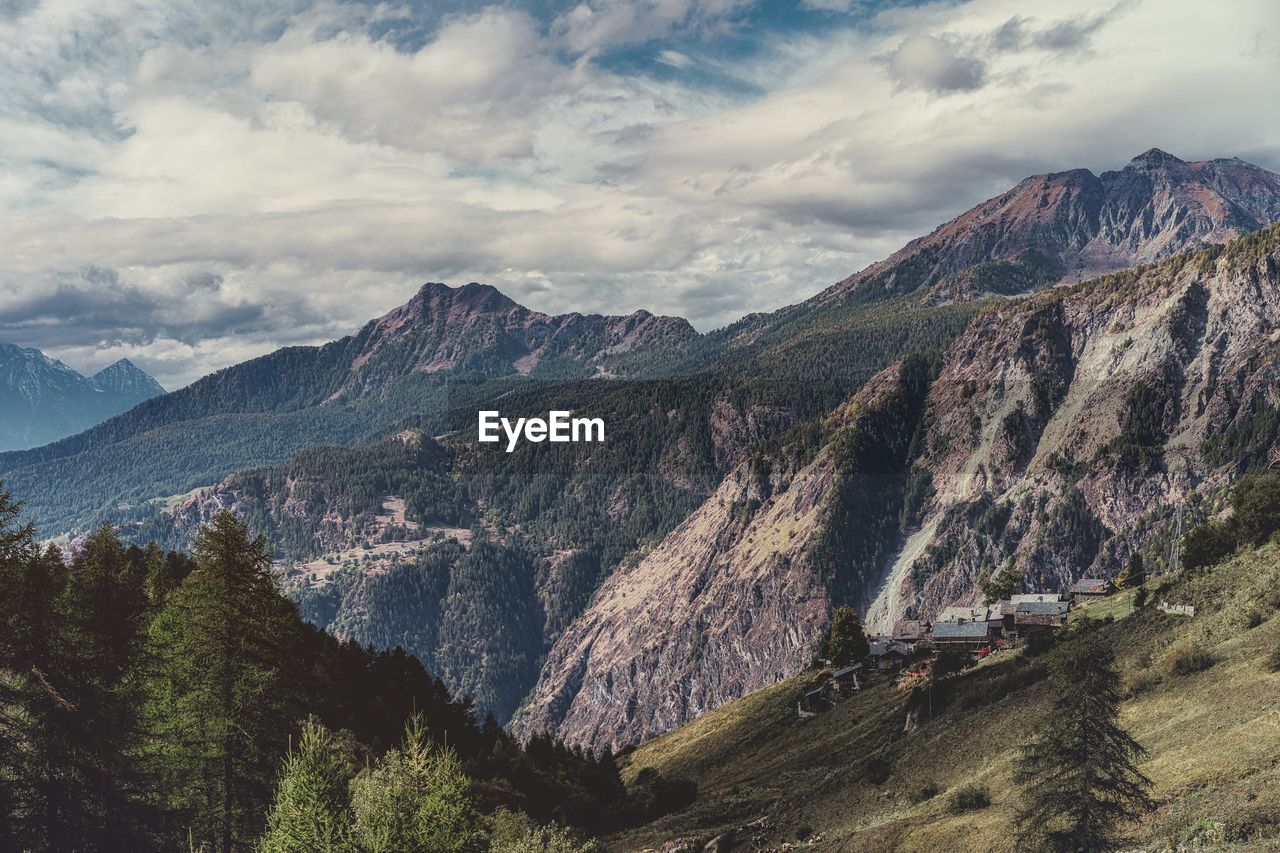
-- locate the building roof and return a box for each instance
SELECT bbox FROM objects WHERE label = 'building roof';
[936,605,999,624]
[868,640,911,657]
[1010,593,1064,604]
[1069,578,1114,595]
[1015,600,1069,616]
[1015,613,1063,627]
[892,619,927,641]
[833,664,862,679]
[931,621,990,640]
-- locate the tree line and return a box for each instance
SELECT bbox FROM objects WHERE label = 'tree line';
[0,482,690,851]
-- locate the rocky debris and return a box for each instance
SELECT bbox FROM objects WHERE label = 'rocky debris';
[517,367,910,751]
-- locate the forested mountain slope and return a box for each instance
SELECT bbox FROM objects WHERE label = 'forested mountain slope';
[521,225,1280,751]
[0,345,163,451]
[0,284,698,534]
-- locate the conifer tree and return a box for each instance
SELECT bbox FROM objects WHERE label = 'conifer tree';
[139,510,304,852]
[0,486,66,850]
[823,607,870,664]
[45,523,150,848]
[1015,632,1154,851]
[349,713,483,853]
[260,718,358,853]
[1115,553,1146,590]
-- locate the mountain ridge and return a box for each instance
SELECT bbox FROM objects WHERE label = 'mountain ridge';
[0,343,165,452]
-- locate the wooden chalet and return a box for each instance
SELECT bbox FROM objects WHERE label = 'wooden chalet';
[868,640,912,672]
[1069,577,1115,604]
[892,619,929,650]
[832,663,862,693]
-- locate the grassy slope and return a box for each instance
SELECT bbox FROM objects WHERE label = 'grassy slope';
[613,541,1280,852]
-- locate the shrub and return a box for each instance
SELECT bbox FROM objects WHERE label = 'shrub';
[946,784,991,814]
[1182,521,1237,571]
[1268,643,1280,673]
[866,756,893,785]
[1133,587,1149,609]
[1244,609,1264,629]
[1164,643,1215,677]
[906,781,940,803]
[1121,667,1157,698]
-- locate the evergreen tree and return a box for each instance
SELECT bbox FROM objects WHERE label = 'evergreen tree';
[1115,553,1146,590]
[349,713,482,853]
[823,607,869,664]
[260,718,358,853]
[982,561,1023,605]
[45,523,149,848]
[138,511,304,852]
[0,485,67,850]
[1015,632,1154,851]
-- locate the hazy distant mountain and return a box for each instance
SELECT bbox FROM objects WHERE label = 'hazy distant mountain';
[0,344,164,452]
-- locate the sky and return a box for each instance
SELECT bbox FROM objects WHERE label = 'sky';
[0,0,1277,388]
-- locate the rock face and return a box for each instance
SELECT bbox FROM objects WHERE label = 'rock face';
[0,345,165,451]
[515,365,922,752]
[868,227,1280,631]
[813,150,1280,306]
[522,226,1280,750]
[89,358,166,403]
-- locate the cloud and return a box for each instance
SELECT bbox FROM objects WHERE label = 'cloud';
[882,34,986,93]
[0,0,1277,389]
[551,0,754,55]
[657,49,695,69]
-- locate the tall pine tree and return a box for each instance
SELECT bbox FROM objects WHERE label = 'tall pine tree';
[1015,631,1154,851]
[139,511,305,852]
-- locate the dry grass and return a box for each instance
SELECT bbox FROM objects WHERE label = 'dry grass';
[610,542,1280,852]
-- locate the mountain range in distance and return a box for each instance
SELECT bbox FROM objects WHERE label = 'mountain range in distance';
[0,344,165,452]
[5,148,1280,747]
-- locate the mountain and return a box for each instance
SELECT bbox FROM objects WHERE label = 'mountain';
[0,344,165,452]
[89,357,166,402]
[0,285,699,534]
[8,149,1280,741]
[519,224,1280,751]
[808,148,1280,307]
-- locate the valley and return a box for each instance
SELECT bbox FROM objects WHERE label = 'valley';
[5,149,1279,762]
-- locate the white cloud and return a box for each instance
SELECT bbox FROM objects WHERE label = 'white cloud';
[0,0,1277,388]
[882,34,986,92]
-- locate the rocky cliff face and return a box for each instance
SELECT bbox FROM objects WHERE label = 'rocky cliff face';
[514,365,923,752]
[522,226,1280,750]
[813,150,1280,306]
[866,226,1280,630]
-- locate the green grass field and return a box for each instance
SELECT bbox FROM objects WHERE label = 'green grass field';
[612,541,1280,851]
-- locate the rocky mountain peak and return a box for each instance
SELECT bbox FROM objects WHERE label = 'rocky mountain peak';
[91,358,166,397]
[812,149,1280,307]
[0,344,165,451]
[1126,147,1185,171]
